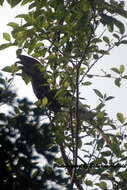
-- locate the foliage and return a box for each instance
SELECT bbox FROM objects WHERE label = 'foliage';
[1,0,127,189]
[0,73,68,190]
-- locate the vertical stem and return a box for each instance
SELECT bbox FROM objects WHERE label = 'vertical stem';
[75,65,80,166]
[71,65,80,185]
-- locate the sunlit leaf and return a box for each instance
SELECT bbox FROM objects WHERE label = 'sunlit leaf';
[8,22,19,28]
[117,112,125,124]
[3,32,11,41]
[63,81,69,88]
[97,112,105,119]
[41,97,48,105]
[119,65,125,74]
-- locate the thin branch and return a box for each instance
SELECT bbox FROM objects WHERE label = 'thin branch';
[80,35,125,83]
[60,144,84,190]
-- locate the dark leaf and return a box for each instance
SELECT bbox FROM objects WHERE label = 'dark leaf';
[93,89,103,98]
[105,96,114,101]
[110,142,121,157]
[0,43,12,50]
[0,0,4,5]
[114,78,121,87]
[103,36,110,44]
[7,0,22,7]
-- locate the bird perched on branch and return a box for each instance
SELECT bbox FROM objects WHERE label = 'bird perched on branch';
[16,55,111,145]
[16,55,61,113]
[16,55,93,116]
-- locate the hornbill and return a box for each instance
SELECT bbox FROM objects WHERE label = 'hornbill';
[16,55,94,119]
[17,55,61,113]
[16,55,111,144]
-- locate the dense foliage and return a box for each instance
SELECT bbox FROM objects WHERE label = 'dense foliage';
[1,0,127,189]
[0,73,68,190]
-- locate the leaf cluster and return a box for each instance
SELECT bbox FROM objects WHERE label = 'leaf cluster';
[0,73,68,190]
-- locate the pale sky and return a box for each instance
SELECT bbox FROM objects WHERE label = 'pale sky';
[0,2,127,120]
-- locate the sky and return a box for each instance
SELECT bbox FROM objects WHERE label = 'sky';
[0,2,127,121]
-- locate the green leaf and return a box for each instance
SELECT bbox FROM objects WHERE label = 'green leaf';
[110,142,121,157]
[95,181,107,189]
[82,81,92,86]
[2,66,13,73]
[16,48,22,56]
[119,40,127,45]
[93,54,99,59]
[96,103,105,111]
[81,1,91,12]
[7,0,22,7]
[119,64,125,74]
[87,74,93,78]
[123,75,127,79]
[114,19,125,34]
[120,171,127,181]
[2,64,19,73]
[3,32,11,41]
[63,81,69,88]
[103,36,110,44]
[111,67,120,74]
[85,179,93,186]
[105,96,114,101]
[117,112,125,124]
[93,89,103,98]
[99,50,109,55]
[97,112,105,120]
[0,0,4,5]
[8,22,19,28]
[124,143,127,149]
[101,151,111,157]
[22,71,30,84]
[113,33,120,39]
[21,0,32,5]
[0,43,12,50]
[41,97,48,105]
[114,78,121,87]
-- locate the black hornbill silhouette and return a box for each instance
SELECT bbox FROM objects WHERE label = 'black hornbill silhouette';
[17,55,61,113]
[16,55,95,119]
